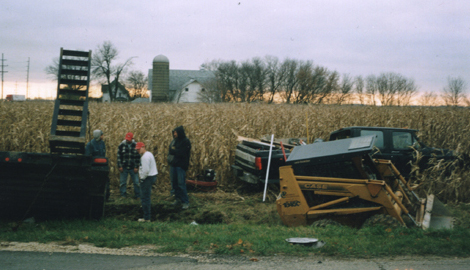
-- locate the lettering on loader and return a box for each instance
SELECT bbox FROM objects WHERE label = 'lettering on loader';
[301,183,328,190]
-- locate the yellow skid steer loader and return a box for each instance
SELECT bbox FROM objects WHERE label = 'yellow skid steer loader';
[276,136,453,229]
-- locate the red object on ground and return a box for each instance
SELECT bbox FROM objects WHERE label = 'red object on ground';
[185,179,218,192]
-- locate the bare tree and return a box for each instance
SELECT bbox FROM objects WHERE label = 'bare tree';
[247,57,266,102]
[395,77,417,106]
[334,74,354,105]
[91,41,134,102]
[45,57,60,80]
[238,60,252,102]
[366,73,416,106]
[126,70,148,99]
[376,73,397,106]
[420,91,440,106]
[216,60,239,102]
[319,71,339,104]
[293,60,314,103]
[280,58,299,103]
[308,66,330,104]
[264,56,284,103]
[45,56,88,91]
[200,59,223,71]
[465,97,470,107]
[365,75,378,106]
[441,76,467,106]
[354,76,365,105]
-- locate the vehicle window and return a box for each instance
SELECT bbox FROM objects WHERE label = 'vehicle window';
[360,130,384,149]
[392,132,415,150]
[330,130,350,140]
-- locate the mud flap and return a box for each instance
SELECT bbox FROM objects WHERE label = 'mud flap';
[422,194,454,230]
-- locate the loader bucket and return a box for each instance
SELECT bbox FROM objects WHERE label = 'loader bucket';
[422,194,453,230]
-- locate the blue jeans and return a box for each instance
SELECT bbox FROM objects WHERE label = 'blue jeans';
[120,168,141,198]
[141,175,157,220]
[169,168,175,196]
[170,166,189,204]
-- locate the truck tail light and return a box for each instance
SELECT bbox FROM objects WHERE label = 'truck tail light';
[93,158,107,164]
[255,157,262,170]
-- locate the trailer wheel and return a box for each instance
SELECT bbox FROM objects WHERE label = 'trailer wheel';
[362,214,403,228]
[311,219,342,228]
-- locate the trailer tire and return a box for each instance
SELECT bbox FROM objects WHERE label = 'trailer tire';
[362,214,402,228]
[311,219,342,228]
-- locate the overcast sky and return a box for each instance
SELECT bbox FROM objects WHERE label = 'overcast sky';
[1,0,469,99]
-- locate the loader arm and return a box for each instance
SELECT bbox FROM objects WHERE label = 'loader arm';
[277,166,405,227]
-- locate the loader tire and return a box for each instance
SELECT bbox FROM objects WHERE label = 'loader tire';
[362,214,403,228]
[311,219,342,228]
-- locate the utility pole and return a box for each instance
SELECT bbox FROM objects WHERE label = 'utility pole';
[1,53,8,100]
[26,57,30,99]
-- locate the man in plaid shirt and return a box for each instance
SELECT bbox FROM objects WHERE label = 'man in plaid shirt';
[117,132,141,198]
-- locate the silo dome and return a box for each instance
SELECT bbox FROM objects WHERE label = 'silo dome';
[153,54,169,63]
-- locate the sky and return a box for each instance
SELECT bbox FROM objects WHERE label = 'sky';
[1,0,469,99]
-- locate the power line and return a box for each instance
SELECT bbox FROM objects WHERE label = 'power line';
[26,57,30,99]
[1,53,8,99]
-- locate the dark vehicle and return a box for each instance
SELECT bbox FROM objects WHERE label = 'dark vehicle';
[232,140,290,186]
[0,48,109,221]
[329,126,455,177]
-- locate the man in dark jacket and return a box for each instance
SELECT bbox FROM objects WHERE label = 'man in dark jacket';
[168,126,191,209]
[85,129,110,201]
[85,130,106,157]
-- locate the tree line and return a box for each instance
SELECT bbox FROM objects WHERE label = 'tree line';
[199,56,422,106]
[201,56,468,106]
[46,41,467,106]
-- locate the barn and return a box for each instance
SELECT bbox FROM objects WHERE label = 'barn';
[148,55,215,103]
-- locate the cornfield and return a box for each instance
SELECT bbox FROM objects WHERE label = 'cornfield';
[1,101,469,202]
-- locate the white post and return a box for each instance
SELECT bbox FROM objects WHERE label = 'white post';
[263,134,274,202]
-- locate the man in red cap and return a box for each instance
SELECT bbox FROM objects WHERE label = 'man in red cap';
[135,142,158,222]
[117,132,141,198]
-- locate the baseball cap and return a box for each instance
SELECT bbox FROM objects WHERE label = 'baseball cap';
[135,142,145,150]
[125,132,133,141]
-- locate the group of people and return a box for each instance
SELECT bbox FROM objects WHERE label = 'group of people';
[85,126,192,222]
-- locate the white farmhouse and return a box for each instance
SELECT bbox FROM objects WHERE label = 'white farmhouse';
[101,79,131,102]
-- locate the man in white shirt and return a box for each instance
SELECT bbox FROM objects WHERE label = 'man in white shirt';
[135,142,158,222]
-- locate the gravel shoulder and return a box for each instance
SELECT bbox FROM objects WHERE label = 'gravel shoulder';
[2,241,469,266]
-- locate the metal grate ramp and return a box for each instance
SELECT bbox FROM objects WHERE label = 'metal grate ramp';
[49,48,92,154]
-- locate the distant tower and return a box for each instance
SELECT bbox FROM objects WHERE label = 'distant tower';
[152,55,169,102]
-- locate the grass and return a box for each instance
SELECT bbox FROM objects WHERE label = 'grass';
[2,219,470,257]
[1,192,470,258]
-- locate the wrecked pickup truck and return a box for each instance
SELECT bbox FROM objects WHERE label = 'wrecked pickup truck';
[329,126,456,177]
[231,137,303,186]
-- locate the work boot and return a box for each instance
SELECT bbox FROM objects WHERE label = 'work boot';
[182,203,189,210]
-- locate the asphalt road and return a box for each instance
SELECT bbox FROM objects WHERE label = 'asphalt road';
[2,251,470,270]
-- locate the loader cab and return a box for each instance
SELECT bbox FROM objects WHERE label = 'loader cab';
[287,135,383,181]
